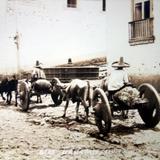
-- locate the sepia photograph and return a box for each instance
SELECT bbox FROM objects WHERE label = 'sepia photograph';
[0,0,159,159]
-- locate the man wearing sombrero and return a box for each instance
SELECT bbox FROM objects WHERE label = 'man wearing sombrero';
[31,60,46,82]
[107,57,140,110]
[108,57,130,94]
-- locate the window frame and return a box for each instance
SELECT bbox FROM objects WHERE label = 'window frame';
[67,0,77,8]
[129,0,154,45]
[133,0,152,20]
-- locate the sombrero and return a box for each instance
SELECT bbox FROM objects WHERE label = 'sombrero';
[35,60,42,68]
[112,57,130,68]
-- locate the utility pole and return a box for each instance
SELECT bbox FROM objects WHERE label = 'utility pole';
[14,0,21,75]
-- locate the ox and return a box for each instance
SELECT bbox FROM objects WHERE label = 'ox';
[32,79,53,103]
[52,78,94,122]
[0,76,18,105]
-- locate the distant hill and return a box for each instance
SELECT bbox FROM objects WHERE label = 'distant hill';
[56,56,107,67]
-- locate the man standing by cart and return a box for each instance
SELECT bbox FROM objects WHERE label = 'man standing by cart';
[31,60,46,82]
[30,60,46,103]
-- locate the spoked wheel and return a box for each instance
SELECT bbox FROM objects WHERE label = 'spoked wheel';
[51,86,63,106]
[17,81,30,111]
[138,83,160,127]
[92,88,112,135]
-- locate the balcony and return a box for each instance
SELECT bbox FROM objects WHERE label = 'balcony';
[129,18,155,45]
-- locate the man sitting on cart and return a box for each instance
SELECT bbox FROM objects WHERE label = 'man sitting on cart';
[108,57,130,95]
[107,57,139,106]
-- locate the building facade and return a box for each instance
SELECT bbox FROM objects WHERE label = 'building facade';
[0,0,159,77]
[0,0,108,73]
[106,0,160,75]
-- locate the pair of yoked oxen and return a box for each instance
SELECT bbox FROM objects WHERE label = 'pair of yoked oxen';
[33,77,110,123]
[0,76,108,123]
[0,76,110,121]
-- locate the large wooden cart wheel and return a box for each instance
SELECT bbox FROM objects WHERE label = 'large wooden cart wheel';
[51,86,63,106]
[92,88,112,135]
[17,81,30,111]
[138,83,160,127]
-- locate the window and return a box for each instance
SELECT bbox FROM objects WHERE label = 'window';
[134,0,150,20]
[144,0,150,19]
[129,0,154,45]
[134,3,142,20]
[67,0,77,8]
[102,0,106,11]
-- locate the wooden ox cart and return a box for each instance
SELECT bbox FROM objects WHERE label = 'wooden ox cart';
[92,83,160,135]
[16,78,160,136]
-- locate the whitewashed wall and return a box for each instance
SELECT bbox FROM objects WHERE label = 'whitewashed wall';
[106,0,160,75]
[0,0,159,75]
[0,0,108,73]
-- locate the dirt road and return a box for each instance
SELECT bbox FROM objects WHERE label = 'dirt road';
[0,95,160,160]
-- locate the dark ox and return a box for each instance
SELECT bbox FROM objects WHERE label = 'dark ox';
[0,77,18,104]
[33,79,53,94]
[31,79,53,103]
[52,78,94,122]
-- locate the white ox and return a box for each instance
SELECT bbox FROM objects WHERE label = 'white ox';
[52,78,94,122]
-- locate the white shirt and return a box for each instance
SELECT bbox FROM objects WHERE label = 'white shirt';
[31,67,46,79]
[108,69,129,91]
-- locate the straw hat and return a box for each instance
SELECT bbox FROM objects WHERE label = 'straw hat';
[112,57,130,68]
[35,60,42,68]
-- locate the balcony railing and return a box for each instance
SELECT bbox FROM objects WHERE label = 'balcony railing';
[129,18,155,45]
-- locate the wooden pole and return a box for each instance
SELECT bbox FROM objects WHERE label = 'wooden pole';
[14,31,20,74]
[14,0,20,75]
